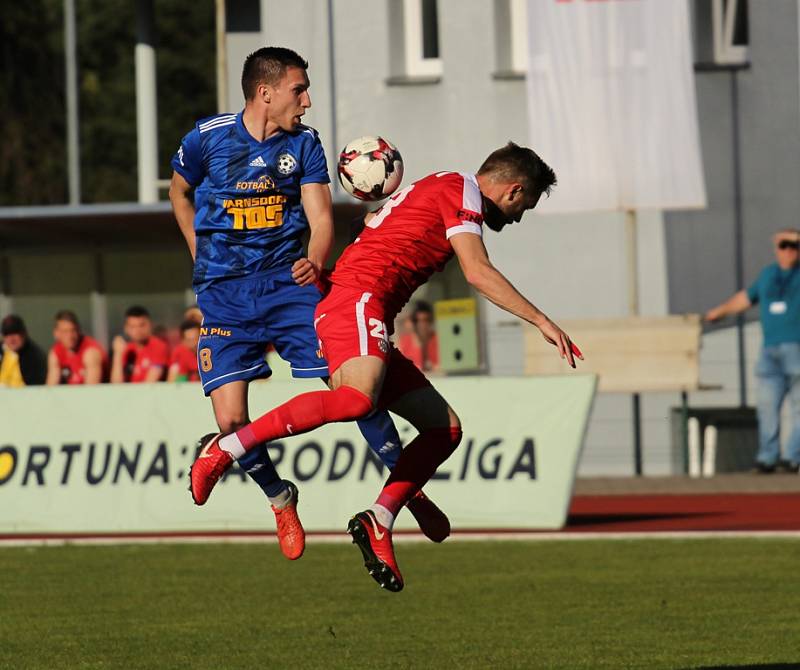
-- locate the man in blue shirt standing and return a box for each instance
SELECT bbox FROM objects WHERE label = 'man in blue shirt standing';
[169,47,447,558]
[706,229,800,473]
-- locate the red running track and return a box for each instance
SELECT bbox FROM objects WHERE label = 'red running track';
[566,493,800,532]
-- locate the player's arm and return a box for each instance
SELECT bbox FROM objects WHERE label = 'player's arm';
[144,365,165,383]
[166,351,180,382]
[169,171,197,261]
[45,350,61,385]
[110,336,127,384]
[295,182,334,286]
[705,290,751,322]
[81,347,103,385]
[451,232,582,368]
[167,364,180,382]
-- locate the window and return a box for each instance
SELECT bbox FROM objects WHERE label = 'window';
[694,0,749,66]
[713,0,748,64]
[494,0,528,78]
[225,0,261,33]
[388,0,442,82]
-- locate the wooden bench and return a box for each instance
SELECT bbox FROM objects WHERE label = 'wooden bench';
[523,314,713,474]
[523,314,702,392]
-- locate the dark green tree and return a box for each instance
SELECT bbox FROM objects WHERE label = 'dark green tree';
[0,1,68,205]
[0,0,216,206]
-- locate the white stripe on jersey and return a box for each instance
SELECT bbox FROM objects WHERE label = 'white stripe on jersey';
[446,222,482,239]
[199,116,236,133]
[355,292,373,356]
[460,173,482,213]
[199,114,235,129]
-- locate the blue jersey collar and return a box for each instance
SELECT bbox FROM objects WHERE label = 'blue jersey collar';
[235,110,286,147]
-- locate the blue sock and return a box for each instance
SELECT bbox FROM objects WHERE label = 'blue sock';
[357,410,402,469]
[236,444,286,498]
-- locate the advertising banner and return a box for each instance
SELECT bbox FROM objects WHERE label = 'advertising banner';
[0,375,596,535]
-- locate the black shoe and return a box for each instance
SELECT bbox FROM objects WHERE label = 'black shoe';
[753,462,776,474]
[777,460,800,474]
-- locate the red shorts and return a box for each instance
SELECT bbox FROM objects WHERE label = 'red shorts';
[314,288,431,408]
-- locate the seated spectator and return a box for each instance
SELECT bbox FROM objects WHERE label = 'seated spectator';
[167,319,201,382]
[0,315,47,386]
[184,304,203,325]
[397,300,440,373]
[46,310,108,385]
[111,305,169,383]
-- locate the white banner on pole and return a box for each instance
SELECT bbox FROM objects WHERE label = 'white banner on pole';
[526,0,707,213]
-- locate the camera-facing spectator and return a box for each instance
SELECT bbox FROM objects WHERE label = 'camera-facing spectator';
[0,315,47,387]
[397,300,440,373]
[46,310,108,385]
[706,229,800,473]
[167,319,201,382]
[110,305,169,383]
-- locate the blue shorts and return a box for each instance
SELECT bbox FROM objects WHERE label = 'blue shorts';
[196,266,329,396]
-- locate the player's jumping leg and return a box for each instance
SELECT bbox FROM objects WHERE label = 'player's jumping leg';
[195,381,305,559]
[190,380,377,505]
[356,409,450,543]
[347,383,462,592]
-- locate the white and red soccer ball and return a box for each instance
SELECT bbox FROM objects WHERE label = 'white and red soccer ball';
[337,136,404,201]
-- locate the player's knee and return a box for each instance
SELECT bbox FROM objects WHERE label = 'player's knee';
[448,409,462,434]
[327,385,375,422]
[427,424,462,459]
[216,412,249,434]
[445,424,463,452]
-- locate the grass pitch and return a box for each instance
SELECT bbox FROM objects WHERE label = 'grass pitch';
[1,538,799,669]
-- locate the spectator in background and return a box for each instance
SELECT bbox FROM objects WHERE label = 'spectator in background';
[167,319,201,382]
[46,310,107,385]
[0,315,47,387]
[397,301,440,373]
[706,229,800,473]
[184,304,203,325]
[111,305,169,383]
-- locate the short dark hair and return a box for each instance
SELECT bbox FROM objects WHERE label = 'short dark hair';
[477,142,557,198]
[1,314,26,336]
[412,301,434,321]
[124,305,150,320]
[180,319,201,334]
[54,310,80,327]
[241,47,308,100]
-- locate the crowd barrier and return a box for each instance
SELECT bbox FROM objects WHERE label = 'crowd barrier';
[0,375,596,534]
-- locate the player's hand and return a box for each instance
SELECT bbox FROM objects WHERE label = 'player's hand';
[111,335,128,356]
[704,308,720,323]
[292,258,320,286]
[537,318,583,369]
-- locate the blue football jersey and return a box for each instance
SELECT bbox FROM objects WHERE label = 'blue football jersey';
[171,112,330,291]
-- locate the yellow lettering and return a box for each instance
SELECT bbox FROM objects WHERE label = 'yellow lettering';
[225,202,285,230]
[246,206,269,229]
[266,205,283,227]
[228,207,246,229]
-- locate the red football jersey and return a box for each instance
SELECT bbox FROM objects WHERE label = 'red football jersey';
[169,343,200,381]
[330,172,484,320]
[51,335,108,384]
[122,337,169,383]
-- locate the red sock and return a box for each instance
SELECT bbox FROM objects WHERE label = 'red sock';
[375,426,462,515]
[236,386,373,451]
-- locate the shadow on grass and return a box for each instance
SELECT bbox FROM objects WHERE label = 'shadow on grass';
[683,664,800,669]
[566,511,717,527]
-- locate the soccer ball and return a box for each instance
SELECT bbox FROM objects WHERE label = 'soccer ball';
[337,136,404,201]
